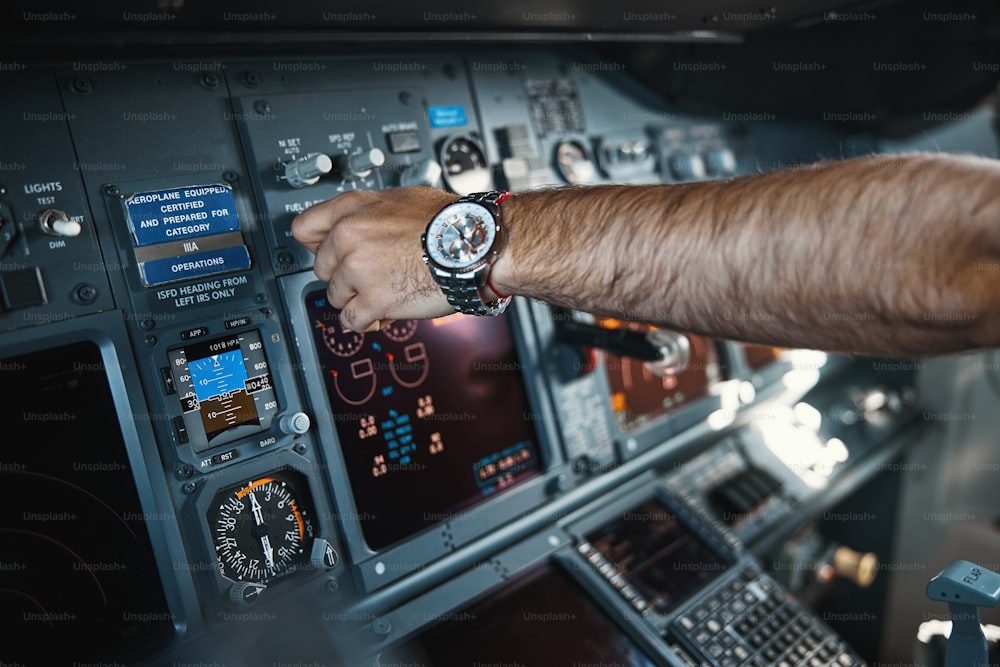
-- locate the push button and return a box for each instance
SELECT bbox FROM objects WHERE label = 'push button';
[0,267,46,311]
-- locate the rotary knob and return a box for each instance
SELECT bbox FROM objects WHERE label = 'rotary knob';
[279,411,311,435]
[668,152,706,181]
[310,538,339,569]
[704,146,737,176]
[283,153,333,188]
[336,148,385,179]
[829,546,879,588]
[229,581,267,606]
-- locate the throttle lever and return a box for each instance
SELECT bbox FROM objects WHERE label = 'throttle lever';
[553,310,690,377]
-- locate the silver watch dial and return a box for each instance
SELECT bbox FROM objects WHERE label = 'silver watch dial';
[426,202,498,270]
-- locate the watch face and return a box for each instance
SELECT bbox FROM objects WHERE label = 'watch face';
[425,202,498,270]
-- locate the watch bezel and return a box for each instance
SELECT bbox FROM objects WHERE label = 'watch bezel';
[421,199,503,277]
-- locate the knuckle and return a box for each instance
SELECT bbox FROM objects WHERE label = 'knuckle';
[341,251,370,277]
[334,189,374,208]
[340,305,367,332]
[329,216,362,248]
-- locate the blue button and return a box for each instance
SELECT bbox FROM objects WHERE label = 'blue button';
[125,184,241,247]
[428,105,468,128]
[139,245,251,286]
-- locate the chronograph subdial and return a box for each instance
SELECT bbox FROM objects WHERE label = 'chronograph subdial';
[209,475,315,587]
[319,321,365,357]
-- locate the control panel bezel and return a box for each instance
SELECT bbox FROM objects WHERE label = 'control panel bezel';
[280,271,567,592]
[144,311,310,474]
[181,448,343,611]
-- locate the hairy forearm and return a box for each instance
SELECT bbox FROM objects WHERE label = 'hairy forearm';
[493,153,1000,357]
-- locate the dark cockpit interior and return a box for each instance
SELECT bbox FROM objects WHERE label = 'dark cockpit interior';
[1,1,999,664]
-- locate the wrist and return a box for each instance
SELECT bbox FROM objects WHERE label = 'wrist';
[489,192,521,298]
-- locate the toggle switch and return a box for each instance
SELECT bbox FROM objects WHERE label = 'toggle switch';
[39,209,82,237]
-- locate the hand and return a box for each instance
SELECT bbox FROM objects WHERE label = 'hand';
[291,187,459,332]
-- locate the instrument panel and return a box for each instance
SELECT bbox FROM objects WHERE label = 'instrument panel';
[0,47,924,665]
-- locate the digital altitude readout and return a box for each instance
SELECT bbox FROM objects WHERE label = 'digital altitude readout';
[168,330,279,451]
[305,290,541,551]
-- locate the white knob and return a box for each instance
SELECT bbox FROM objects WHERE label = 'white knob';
[340,148,385,178]
[279,412,310,435]
[704,147,737,176]
[284,153,333,188]
[310,539,338,568]
[669,152,706,181]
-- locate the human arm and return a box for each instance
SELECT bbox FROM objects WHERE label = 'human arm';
[291,152,1000,357]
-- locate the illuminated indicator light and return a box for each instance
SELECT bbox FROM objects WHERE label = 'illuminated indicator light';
[707,409,735,430]
[793,401,823,431]
[825,437,849,463]
[610,391,628,413]
[431,312,465,326]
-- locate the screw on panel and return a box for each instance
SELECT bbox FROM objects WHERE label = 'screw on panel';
[259,307,273,319]
[71,77,94,94]
[254,99,270,114]
[398,91,412,105]
[72,283,98,304]
[138,317,155,330]
[104,184,120,197]
[175,463,194,479]
[243,71,261,88]
[144,334,157,346]
[324,578,339,595]
[276,250,294,266]
[372,618,392,636]
[182,481,197,494]
[293,442,307,455]
[222,170,239,183]
[201,72,221,88]
[255,293,268,304]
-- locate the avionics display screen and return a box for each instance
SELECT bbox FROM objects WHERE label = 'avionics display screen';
[594,319,721,433]
[377,565,656,666]
[168,329,279,451]
[0,342,175,663]
[585,498,728,614]
[305,290,541,550]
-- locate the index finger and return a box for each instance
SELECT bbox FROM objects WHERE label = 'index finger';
[290,191,373,252]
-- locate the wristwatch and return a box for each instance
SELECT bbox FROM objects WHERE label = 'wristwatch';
[421,190,513,316]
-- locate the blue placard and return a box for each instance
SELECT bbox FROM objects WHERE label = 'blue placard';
[139,245,251,286]
[428,105,468,128]
[125,184,241,247]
